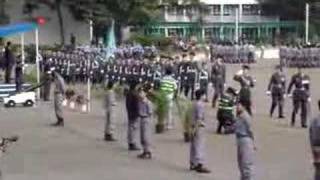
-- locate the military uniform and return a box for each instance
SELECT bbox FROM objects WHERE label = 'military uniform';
[211,62,226,108]
[199,69,209,101]
[267,68,286,118]
[287,71,310,127]
[217,90,236,134]
[234,68,255,116]
[104,88,117,141]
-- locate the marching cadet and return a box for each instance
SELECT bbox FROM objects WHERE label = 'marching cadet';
[137,87,153,159]
[211,57,226,108]
[287,67,310,128]
[189,89,211,173]
[104,81,117,141]
[309,100,320,180]
[51,71,66,127]
[267,65,286,119]
[234,65,255,116]
[235,101,256,180]
[216,87,237,134]
[198,63,209,102]
[185,52,197,100]
[179,54,188,94]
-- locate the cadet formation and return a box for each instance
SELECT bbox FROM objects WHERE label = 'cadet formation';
[280,45,320,68]
[3,41,320,180]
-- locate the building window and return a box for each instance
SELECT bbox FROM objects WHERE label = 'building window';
[223,5,238,16]
[186,6,198,16]
[167,6,184,15]
[242,5,260,15]
[168,28,184,37]
[207,5,221,16]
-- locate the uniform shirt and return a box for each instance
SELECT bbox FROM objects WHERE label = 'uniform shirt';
[104,89,116,111]
[192,101,206,127]
[138,99,153,118]
[267,72,286,94]
[211,63,226,84]
[235,111,254,140]
[287,73,310,93]
[310,115,320,146]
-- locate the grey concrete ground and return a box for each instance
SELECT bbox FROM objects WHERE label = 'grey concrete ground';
[0,59,318,180]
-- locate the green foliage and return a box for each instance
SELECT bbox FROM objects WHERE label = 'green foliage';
[129,34,172,47]
[24,67,38,85]
[176,95,193,134]
[148,90,169,125]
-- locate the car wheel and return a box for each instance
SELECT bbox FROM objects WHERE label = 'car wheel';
[8,100,16,107]
[24,100,34,107]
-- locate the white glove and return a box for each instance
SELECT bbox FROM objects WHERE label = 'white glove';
[308,98,311,102]
[266,91,271,96]
[236,70,243,76]
[288,94,292,98]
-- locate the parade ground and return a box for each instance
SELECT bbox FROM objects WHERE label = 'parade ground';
[0,59,318,180]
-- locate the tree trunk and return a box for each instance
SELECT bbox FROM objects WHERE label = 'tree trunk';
[56,0,65,45]
[114,23,123,45]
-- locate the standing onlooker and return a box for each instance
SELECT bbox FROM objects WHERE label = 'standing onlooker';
[104,81,117,141]
[189,90,211,173]
[126,81,140,151]
[235,102,256,180]
[4,41,15,84]
[137,88,153,159]
[309,100,320,180]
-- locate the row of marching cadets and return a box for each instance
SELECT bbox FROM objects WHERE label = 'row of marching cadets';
[279,45,320,68]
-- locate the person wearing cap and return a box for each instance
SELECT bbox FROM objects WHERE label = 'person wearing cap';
[211,56,226,108]
[185,52,197,100]
[216,87,237,134]
[234,65,255,116]
[310,100,320,180]
[189,89,211,173]
[235,101,256,180]
[267,65,286,119]
[51,71,66,127]
[287,67,310,128]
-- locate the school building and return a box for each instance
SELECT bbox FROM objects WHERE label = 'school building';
[144,0,303,43]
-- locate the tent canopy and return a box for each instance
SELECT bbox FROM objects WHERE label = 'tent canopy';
[0,22,38,37]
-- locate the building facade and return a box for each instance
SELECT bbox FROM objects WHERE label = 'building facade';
[145,0,302,43]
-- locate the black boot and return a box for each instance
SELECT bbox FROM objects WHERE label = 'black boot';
[104,134,116,142]
[51,118,64,127]
[128,144,140,151]
[137,152,152,159]
[195,164,211,173]
[190,163,197,171]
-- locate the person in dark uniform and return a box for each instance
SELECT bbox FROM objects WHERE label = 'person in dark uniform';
[4,42,15,84]
[287,67,310,128]
[15,60,23,93]
[267,65,286,119]
[211,57,226,108]
[185,52,197,100]
[234,65,255,116]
